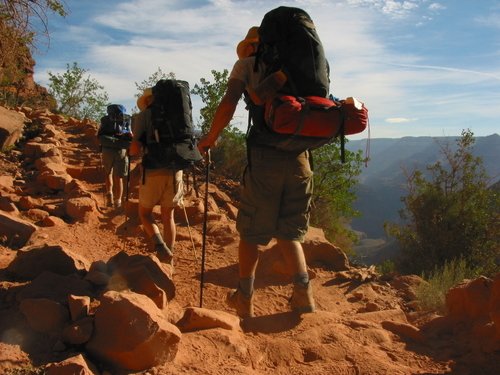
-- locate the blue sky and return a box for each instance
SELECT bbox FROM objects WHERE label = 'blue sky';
[33,0,500,140]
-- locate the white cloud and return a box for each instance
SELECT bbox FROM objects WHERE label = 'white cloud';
[428,3,445,12]
[33,0,500,139]
[386,117,417,123]
[475,13,500,29]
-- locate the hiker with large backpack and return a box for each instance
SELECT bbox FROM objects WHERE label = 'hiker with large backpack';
[97,104,132,209]
[130,80,202,265]
[198,8,331,319]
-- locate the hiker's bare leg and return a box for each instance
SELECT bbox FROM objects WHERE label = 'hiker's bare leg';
[238,239,259,278]
[277,239,308,276]
[161,206,176,250]
[277,238,315,312]
[112,174,123,202]
[105,173,112,195]
[226,238,258,317]
[138,205,156,239]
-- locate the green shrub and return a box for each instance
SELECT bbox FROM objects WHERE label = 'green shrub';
[388,130,499,277]
[376,259,396,275]
[416,257,476,313]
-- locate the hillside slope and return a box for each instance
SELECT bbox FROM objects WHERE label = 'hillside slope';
[0,107,498,374]
[347,135,500,239]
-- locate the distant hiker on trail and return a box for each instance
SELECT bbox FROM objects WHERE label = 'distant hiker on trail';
[198,12,322,319]
[130,81,202,265]
[97,104,132,209]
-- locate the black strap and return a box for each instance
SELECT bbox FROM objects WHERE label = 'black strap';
[340,125,345,164]
[337,101,346,164]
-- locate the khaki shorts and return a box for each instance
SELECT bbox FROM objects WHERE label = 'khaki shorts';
[101,147,128,177]
[139,169,183,209]
[236,146,313,245]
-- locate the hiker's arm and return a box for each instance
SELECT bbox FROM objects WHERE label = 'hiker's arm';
[129,113,144,156]
[198,78,245,151]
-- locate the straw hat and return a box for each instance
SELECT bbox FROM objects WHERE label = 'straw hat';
[137,87,154,111]
[236,26,259,59]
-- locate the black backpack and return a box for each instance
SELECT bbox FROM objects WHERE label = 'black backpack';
[142,79,202,170]
[98,104,132,149]
[256,6,330,97]
[247,6,333,153]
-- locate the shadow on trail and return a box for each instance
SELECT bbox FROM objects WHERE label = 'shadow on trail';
[242,311,303,334]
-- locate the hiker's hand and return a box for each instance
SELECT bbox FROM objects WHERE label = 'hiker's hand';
[197,136,216,154]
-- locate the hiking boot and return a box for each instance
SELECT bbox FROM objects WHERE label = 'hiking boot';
[155,242,173,265]
[290,282,316,314]
[226,288,254,319]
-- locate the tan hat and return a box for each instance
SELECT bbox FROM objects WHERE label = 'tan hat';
[236,26,259,59]
[137,87,154,111]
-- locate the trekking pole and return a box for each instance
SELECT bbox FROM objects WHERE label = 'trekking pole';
[182,203,198,261]
[199,148,211,308]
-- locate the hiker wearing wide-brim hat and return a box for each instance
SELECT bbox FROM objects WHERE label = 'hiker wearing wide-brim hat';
[236,26,259,59]
[129,85,183,267]
[197,23,315,319]
[137,87,154,112]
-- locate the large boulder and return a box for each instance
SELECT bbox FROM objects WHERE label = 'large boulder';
[0,211,37,248]
[65,197,97,221]
[446,276,492,320]
[19,297,69,333]
[0,106,25,150]
[86,290,182,371]
[490,273,500,338]
[16,271,93,305]
[107,251,175,302]
[7,244,90,280]
[23,141,55,159]
[302,226,350,271]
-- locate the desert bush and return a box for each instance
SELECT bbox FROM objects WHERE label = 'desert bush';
[416,257,476,313]
[387,130,499,276]
[47,62,109,121]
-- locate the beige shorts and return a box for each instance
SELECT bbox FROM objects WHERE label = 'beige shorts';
[139,168,183,209]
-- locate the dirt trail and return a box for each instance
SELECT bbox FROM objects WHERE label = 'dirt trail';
[0,117,498,374]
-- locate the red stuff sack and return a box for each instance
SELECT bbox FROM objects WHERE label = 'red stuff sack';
[263,95,368,152]
[341,97,369,135]
[265,95,341,137]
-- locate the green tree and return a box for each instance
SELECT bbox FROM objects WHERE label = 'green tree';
[192,69,247,178]
[191,69,230,134]
[0,0,66,106]
[310,140,364,249]
[47,62,109,121]
[387,130,499,276]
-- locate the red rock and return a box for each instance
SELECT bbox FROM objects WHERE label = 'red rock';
[86,290,182,371]
[45,353,99,375]
[19,297,69,333]
[176,307,242,332]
